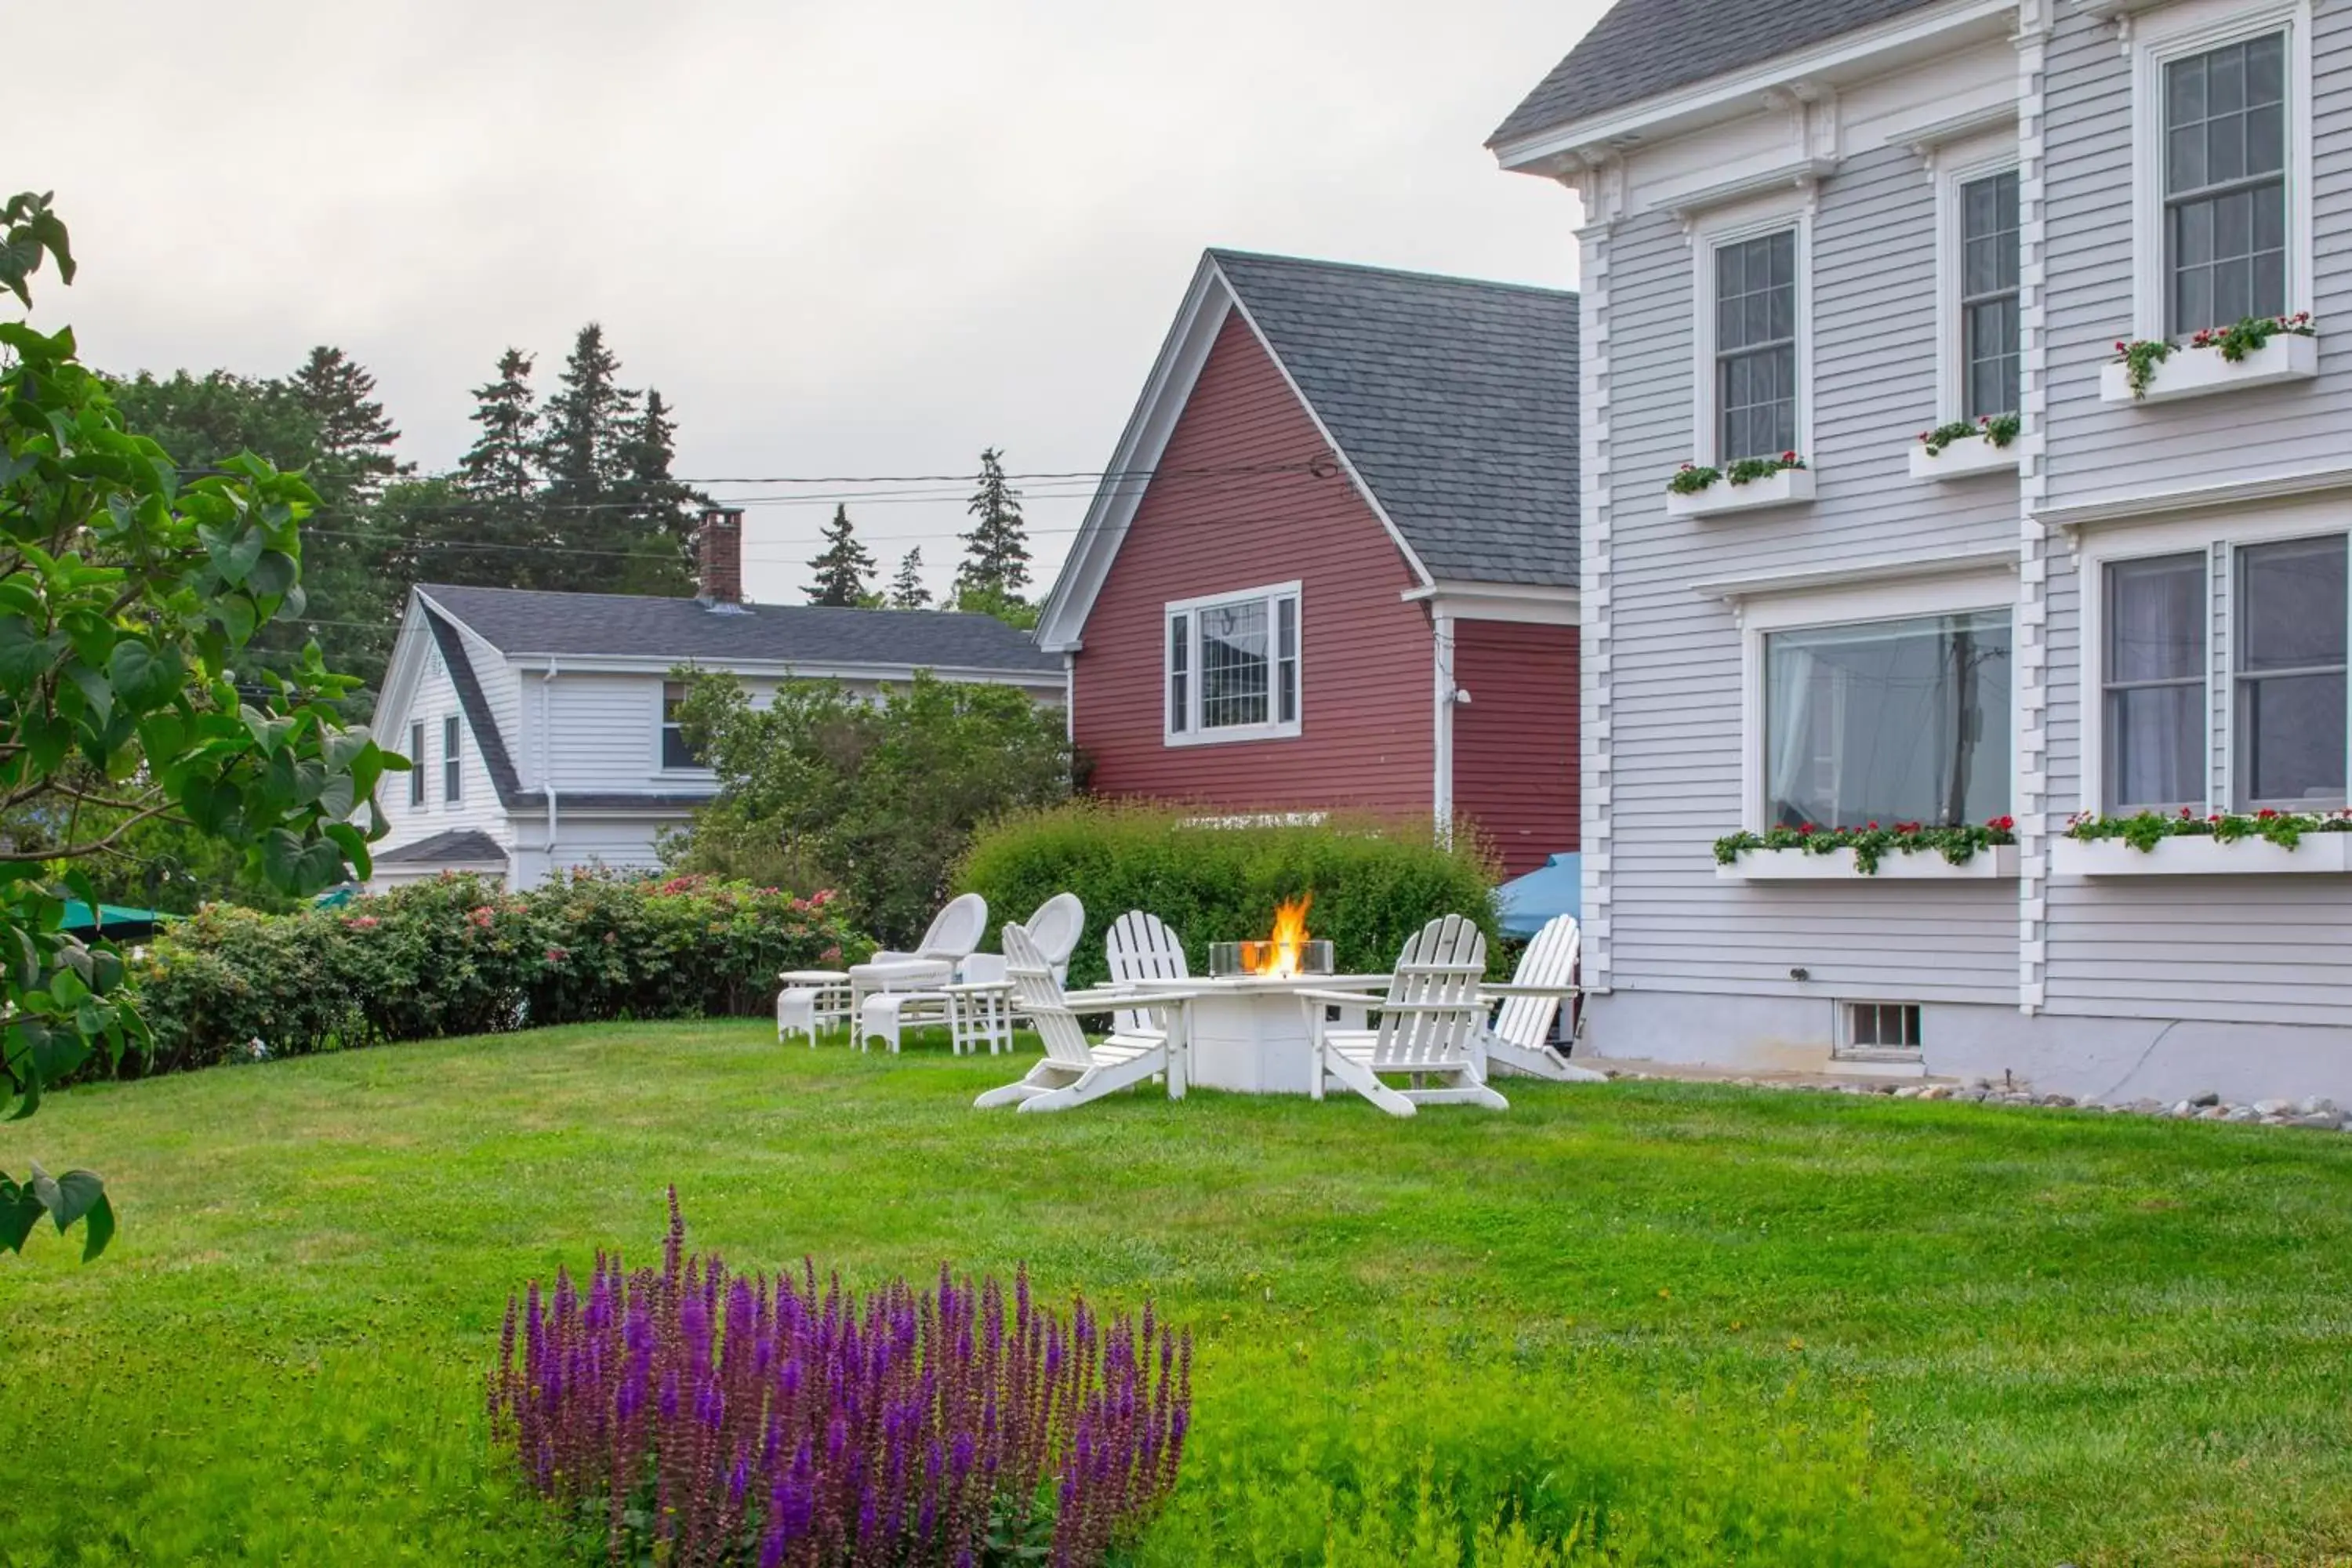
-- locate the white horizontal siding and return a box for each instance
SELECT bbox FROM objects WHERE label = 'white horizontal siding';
[372,654,511,853]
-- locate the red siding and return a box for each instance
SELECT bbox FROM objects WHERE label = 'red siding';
[1453,620,1578,878]
[1074,313,1434,815]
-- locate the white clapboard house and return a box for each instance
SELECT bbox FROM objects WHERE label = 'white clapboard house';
[365,510,1065,889]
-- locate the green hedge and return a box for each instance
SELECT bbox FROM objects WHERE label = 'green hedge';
[955,802,1501,989]
[128,873,868,1078]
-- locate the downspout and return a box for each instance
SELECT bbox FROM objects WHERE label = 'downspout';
[1062,652,1076,746]
[1432,612,1456,843]
[540,658,559,886]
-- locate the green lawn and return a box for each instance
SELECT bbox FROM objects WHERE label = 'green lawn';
[2,1022,2348,1566]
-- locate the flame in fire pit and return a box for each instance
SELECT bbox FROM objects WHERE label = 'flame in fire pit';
[1247,895,1314,978]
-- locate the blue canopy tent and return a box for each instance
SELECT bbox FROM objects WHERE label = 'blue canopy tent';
[60,901,171,942]
[1496,853,1580,939]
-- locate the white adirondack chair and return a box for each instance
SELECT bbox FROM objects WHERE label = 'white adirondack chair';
[1298,915,1506,1117]
[946,895,1083,1054]
[849,892,988,1008]
[974,924,1187,1113]
[1104,910,1188,1037]
[1479,915,1606,1083]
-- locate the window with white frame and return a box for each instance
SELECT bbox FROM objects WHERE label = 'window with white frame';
[2132,7,2310,341]
[1713,230,1799,461]
[2165,33,2288,333]
[1959,170,2020,420]
[1763,611,2013,829]
[408,719,426,808]
[1164,583,1300,743]
[2091,530,2347,815]
[2102,554,2208,814]
[2237,535,2345,810]
[443,713,463,804]
[660,680,706,770]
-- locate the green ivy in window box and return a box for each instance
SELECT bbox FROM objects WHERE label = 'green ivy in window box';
[2112,314,2317,398]
[1918,412,2021,456]
[2064,806,2352,852]
[1668,452,1807,495]
[1713,817,2017,875]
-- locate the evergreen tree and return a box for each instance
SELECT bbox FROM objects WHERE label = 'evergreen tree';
[888,547,932,609]
[540,322,629,519]
[456,348,539,506]
[289,345,405,504]
[956,446,1031,599]
[806,506,877,607]
[611,387,699,595]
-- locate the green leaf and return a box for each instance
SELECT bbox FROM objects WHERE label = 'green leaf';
[78,1190,114,1262]
[261,828,304,890]
[249,550,297,597]
[200,521,267,585]
[64,661,114,724]
[109,637,181,708]
[0,1184,42,1253]
[0,619,65,685]
[47,1167,104,1232]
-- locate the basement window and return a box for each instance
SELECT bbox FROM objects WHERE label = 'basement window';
[1842,1001,1923,1051]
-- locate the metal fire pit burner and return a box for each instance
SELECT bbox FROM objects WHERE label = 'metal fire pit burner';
[1207,938,1335,978]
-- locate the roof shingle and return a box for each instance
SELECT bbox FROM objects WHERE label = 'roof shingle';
[1490,0,1948,151]
[1210,251,1577,587]
[416,585,1062,675]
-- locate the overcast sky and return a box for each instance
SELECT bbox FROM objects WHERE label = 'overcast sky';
[25,1,1599,604]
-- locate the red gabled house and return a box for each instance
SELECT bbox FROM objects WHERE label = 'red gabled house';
[1035,250,1580,878]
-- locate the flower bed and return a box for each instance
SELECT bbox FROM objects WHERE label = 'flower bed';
[1714,818,2017,877]
[490,1192,1191,1567]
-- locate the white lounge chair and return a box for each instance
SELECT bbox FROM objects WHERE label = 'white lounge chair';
[1479,914,1606,1082]
[1298,915,1506,1118]
[1022,892,1086,985]
[848,893,988,1011]
[974,924,1187,1113]
[1105,909,1187,1038]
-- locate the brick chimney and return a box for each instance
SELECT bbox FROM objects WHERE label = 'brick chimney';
[696,507,746,608]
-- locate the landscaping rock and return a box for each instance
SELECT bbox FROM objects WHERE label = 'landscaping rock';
[2296,1096,2336,1117]
[2169,1101,2197,1118]
[2190,1090,2221,1108]
[2198,1105,2232,1121]
[2227,1107,2260,1124]
[2041,1094,2078,1109]
[2288,1113,2342,1131]
[2129,1098,2165,1115]
[2254,1098,2293,1117]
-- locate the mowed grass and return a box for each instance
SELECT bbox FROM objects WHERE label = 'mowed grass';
[2,1020,2349,1566]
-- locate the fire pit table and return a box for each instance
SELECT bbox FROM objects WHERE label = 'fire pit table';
[1115,967,1388,1096]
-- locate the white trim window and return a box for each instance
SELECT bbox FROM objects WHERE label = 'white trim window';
[408,719,426,808]
[2083,521,2349,815]
[2131,2,2313,339]
[1163,582,1301,745]
[443,713,463,804]
[660,680,707,771]
[1762,610,2014,830]
[1690,201,1813,466]
[1958,169,2020,422]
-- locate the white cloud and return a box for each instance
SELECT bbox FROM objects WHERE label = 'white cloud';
[20,0,1600,603]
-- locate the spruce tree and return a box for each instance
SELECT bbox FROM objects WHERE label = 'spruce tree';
[805,506,877,607]
[611,387,699,595]
[540,322,627,520]
[888,547,932,609]
[456,348,539,506]
[955,446,1032,599]
[290,345,406,505]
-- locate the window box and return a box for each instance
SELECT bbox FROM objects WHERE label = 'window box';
[1907,438,2020,481]
[2097,334,2318,405]
[1667,466,1815,519]
[2053,833,2352,877]
[1716,845,2020,882]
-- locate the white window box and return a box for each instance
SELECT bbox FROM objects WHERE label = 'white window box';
[1666,467,1816,519]
[1716,844,2020,882]
[2097,335,2319,406]
[1907,438,2020,481]
[2052,833,2352,877]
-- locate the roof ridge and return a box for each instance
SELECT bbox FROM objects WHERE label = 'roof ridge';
[418,583,1004,619]
[1207,248,1576,301]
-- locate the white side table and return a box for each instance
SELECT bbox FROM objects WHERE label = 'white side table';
[778,969,852,1043]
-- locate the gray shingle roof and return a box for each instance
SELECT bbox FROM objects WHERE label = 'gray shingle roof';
[416,585,1062,675]
[376,829,506,866]
[1210,251,1577,587]
[1490,0,1947,150]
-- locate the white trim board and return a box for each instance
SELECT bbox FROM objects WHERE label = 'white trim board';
[1687,196,1816,469]
[2035,461,2352,532]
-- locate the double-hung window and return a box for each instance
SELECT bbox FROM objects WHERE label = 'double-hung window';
[1764,611,2013,829]
[2237,536,2346,810]
[2164,32,2288,334]
[2096,534,2347,815]
[2102,555,2207,814]
[1164,583,1301,743]
[1959,170,2020,420]
[660,681,706,770]
[1713,230,1798,461]
[408,719,426,808]
[443,714,463,804]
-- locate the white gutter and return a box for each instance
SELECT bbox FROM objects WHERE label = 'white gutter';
[1432,613,1457,843]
